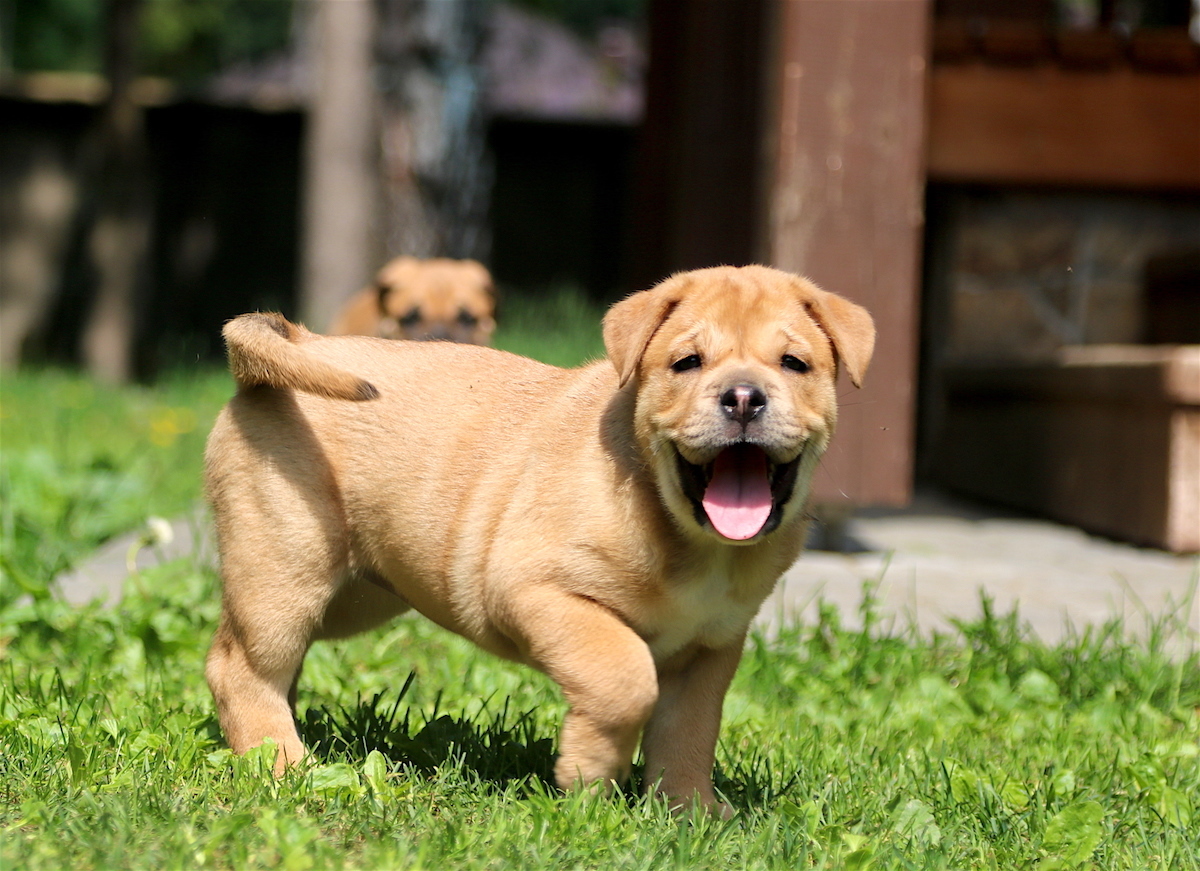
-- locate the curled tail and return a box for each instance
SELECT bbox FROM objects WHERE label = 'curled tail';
[222,312,379,401]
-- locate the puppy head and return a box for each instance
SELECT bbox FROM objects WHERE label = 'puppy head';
[375,257,497,344]
[603,265,875,544]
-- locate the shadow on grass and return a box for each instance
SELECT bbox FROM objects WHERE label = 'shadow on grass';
[294,672,799,811]
[298,673,557,792]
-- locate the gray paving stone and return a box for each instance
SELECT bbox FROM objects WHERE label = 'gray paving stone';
[765,492,1199,649]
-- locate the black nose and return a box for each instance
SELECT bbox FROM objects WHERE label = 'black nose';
[720,384,767,425]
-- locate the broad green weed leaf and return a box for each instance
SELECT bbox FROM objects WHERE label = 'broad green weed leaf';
[309,762,363,796]
[18,716,68,746]
[206,748,235,768]
[1000,779,1031,810]
[1016,669,1060,706]
[130,730,169,755]
[238,737,280,776]
[779,798,822,838]
[844,847,876,870]
[816,823,847,850]
[1147,785,1192,828]
[1153,739,1199,760]
[842,832,869,853]
[1036,859,1072,871]
[362,749,390,794]
[1051,768,1076,796]
[890,798,942,846]
[946,761,982,803]
[1041,800,1104,865]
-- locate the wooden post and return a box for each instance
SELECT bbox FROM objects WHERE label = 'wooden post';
[625,0,770,291]
[301,0,377,332]
[763,0,930,507]
[81,0,148,382]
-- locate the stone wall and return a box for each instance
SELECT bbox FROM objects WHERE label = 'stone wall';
[928,188,1200,364]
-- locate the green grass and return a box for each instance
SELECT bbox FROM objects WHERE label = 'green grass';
[0,368,232,607]
[2,570,1196,870]
[1,294,1198,869]
[492,286,608,368]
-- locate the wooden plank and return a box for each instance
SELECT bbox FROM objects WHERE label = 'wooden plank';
[927,63,1200,190]
[624,0,769,291]
[763,0,930,507]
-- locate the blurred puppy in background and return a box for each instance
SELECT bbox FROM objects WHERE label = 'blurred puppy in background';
[329,256,496,344]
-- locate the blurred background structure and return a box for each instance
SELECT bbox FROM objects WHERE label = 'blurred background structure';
[1,0,1197,550]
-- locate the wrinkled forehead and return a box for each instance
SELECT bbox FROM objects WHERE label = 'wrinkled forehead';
[658,281,830,357]
[386,266,494,315]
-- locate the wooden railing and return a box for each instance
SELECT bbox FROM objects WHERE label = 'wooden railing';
[927,24,1200,190]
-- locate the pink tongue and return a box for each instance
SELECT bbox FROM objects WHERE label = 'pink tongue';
[702,445,773,541]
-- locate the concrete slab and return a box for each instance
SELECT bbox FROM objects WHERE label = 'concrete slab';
[53,508,214,606]
[764,492,1199,648]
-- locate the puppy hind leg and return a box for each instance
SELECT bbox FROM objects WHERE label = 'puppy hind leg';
[206,568,341,775]
[206,615,309,774]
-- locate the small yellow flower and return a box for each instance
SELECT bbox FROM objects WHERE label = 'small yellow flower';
[149,407,198,448]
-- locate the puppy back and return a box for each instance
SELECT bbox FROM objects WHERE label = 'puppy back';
[223,312,379,401]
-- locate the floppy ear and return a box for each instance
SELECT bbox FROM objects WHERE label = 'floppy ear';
[800,280,876,388]
[602,280,681,387]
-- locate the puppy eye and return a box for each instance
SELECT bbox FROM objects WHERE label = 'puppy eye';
[399,308,422,327]
[781,355,809,373]
[671,354,702,373]
[456,308,479,327]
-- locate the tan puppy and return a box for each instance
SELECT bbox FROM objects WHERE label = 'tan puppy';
[329,256,496,344]
[205,265,874,813]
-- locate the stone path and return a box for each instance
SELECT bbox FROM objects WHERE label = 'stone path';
[769,491,1199,648]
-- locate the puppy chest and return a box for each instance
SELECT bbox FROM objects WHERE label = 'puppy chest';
[643,571,763,660]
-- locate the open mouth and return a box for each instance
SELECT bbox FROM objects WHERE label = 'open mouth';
[674,443,802,541]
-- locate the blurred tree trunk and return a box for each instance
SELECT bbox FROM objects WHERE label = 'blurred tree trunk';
[376,0,490,260]
[301,0,378,332]
[301,0,491,330]
[81,0,149,382]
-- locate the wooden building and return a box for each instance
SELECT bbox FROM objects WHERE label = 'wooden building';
[628,0,1199,549]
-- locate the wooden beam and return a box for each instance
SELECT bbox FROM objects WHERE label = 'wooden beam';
[763,0,930,507]
[928,63,1200,190]
[625,0,769,291]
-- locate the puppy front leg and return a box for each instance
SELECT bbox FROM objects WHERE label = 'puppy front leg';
[501,588,658,792]
[640,636,745,815]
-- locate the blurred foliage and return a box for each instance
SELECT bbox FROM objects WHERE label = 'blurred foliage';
[1,0,98,73]
[2,0,294,81]
[138,0,294,80]
[1,0,647,80]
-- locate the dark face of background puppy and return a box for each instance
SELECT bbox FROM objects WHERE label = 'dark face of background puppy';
[376,257,497,345]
